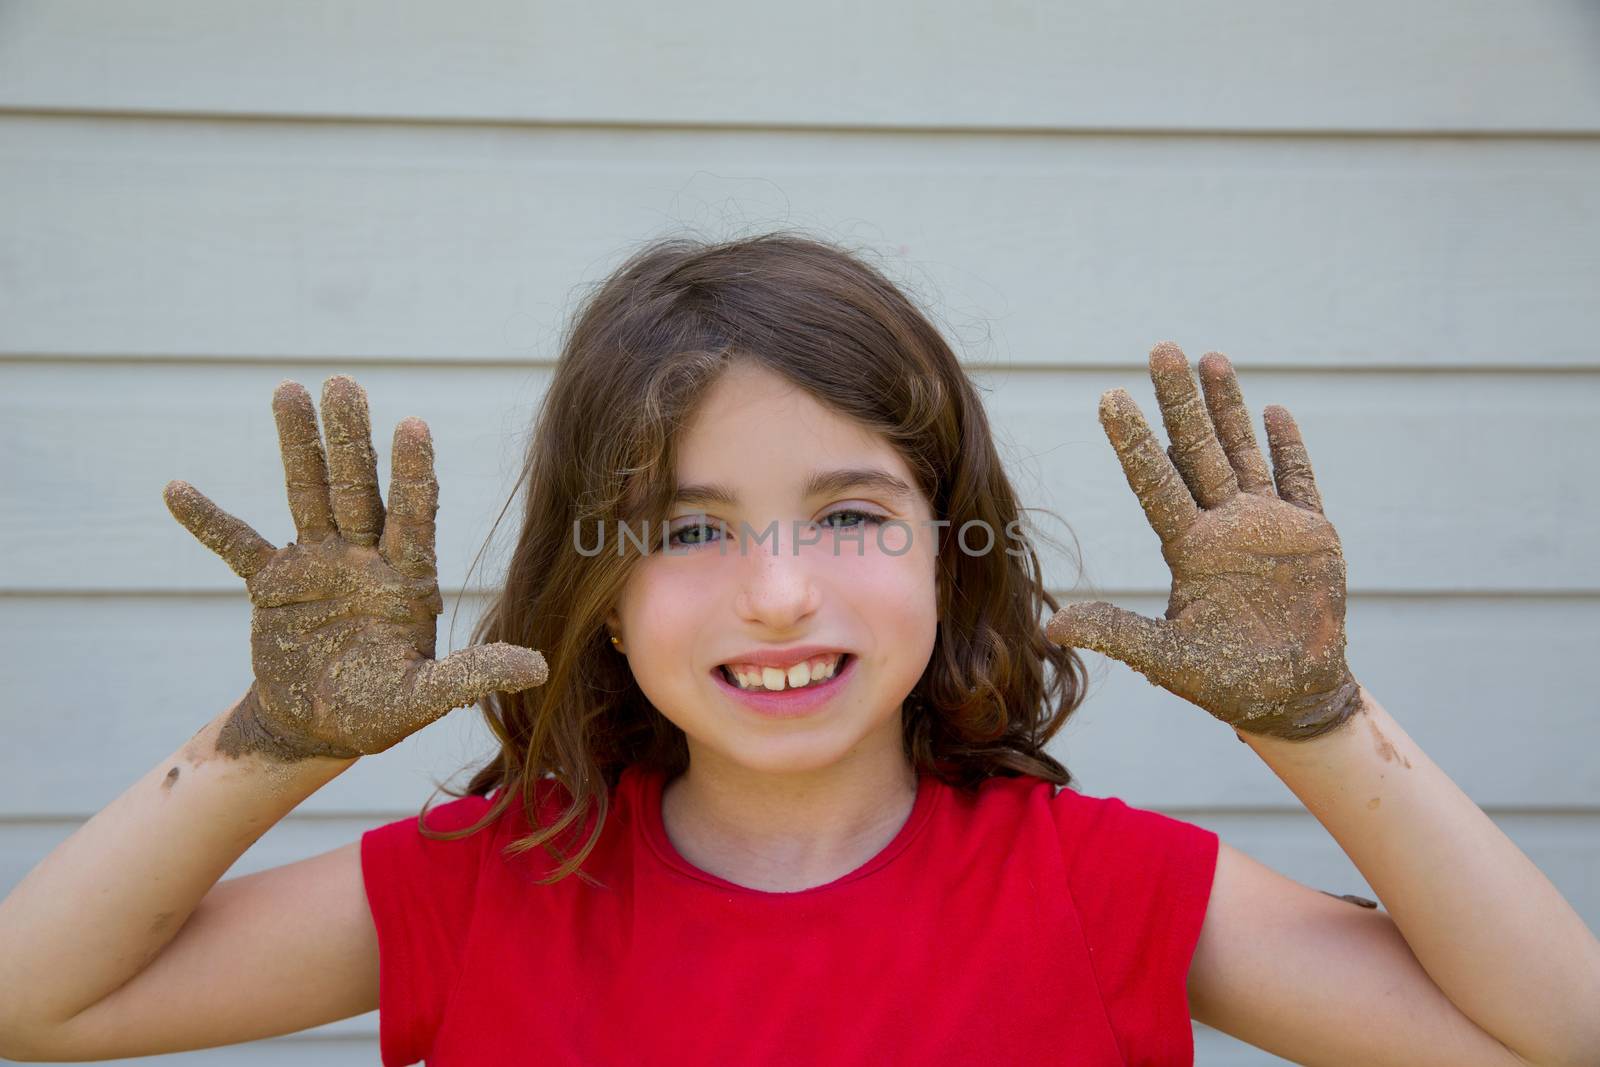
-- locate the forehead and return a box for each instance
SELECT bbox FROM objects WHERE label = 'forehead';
[674,361,921,496]
[682,362,882,456]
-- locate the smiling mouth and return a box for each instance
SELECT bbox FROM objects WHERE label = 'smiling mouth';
[717,653,853,693]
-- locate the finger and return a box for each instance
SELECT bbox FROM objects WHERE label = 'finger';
[1148,341,1239,509]
[1096,387,1200,548]
[1263,404,1326,513]
[1045,601,1181,682]
[320,375,385,546]
[401,643,550,722]
[378,417,439,580]
[1196,351,1275,496]
[162,480,276,579]
[272,380,335,542]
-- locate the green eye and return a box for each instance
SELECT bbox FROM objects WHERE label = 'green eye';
[666,518,725,549]
[821,509,884,529]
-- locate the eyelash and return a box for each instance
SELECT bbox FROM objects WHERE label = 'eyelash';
[665,509,885,549]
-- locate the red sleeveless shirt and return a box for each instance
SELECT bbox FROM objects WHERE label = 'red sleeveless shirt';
[360,764,1219,1065]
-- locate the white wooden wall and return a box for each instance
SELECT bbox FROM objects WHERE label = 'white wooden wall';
[2,3,1597,1063]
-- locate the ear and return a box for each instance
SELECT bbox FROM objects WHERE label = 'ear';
[604,608,621,637]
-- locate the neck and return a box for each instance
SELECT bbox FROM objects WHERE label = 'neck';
[660,739,920,892]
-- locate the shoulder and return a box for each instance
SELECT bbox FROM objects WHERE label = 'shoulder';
[359,780,573,1066]
[950,772,1220,870]
[359,780,578,919]
[1052,781,1222,1059]
[944,775,1220,1061]
[359,791,507,934]
[935,772,1219,898]
[362,777,577,851]
[360,790,501,874]
[1047,781,1221,940]
[1050,781,1219,873]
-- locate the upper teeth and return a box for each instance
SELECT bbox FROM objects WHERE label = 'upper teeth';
[725,654,844,692]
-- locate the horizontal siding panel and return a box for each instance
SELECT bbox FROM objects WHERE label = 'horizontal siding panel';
[1194,1025,1293,1066]
[1,116,1597,367]
[0,595,502,817]
[992,366,1600,595]
[0,2,1597,131]
[1059,596,1600,810]
[2,363,1595,594]
[1,593,1593,813]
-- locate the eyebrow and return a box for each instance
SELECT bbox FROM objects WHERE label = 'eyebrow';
[671,467,917,509]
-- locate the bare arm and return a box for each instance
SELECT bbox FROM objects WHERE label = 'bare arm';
[1185,690,1600,1067]
[1049,343,1600,1065]
[1209,687,1600,1065]
[0,375,546,1060]
[0,701,367,1060]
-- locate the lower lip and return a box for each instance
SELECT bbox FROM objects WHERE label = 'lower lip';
[711,655,856,718]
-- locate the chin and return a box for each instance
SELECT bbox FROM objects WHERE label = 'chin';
[694,716,905,780]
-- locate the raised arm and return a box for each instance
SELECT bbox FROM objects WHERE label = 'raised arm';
[0,377,547,1060]
[0,704,367,1060]
[1192,687,1600,1067]
[1047,343,1600,1066]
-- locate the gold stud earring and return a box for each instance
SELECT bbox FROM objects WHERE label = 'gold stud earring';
[610,635,623,650]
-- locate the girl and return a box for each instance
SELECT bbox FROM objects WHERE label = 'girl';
[0,233,1595,1066]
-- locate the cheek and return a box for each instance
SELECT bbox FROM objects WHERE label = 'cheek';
[835,551,933,605]
[614,564,715,723]
[616,561,713,659]
[826,531,940,639]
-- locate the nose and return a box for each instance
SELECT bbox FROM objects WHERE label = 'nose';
[733,528,822,629]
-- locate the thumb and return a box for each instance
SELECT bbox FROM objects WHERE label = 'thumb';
[1046,601,1178,680]
[401,642,550,721]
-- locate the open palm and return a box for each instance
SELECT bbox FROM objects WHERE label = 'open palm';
[1046,342,1363,741]
[163,376,547,762]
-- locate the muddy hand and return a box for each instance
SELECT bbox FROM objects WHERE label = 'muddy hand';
[163,376,548,763]
[1045,342,1363,741]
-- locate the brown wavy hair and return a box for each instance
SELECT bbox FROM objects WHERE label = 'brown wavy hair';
[422,230,1089,885]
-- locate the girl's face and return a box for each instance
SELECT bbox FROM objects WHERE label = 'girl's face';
[607,360,939,779]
